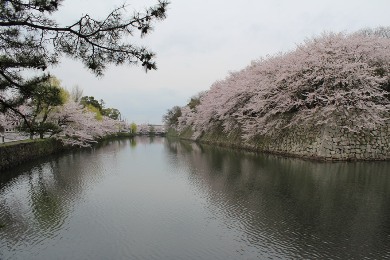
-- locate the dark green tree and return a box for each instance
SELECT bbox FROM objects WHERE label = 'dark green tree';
[102,108,120,120]
[18,77,67,139]
[163,106,181,127]
[187,91,207,111]
[80,96,121,120]
[80,96,103,112]
[0,0,169,114]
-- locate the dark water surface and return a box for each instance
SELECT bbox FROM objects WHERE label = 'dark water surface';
[1,137,390,259]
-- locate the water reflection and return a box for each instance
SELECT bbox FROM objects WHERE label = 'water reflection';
[164,139,390,259]
[0,139,134,258]
[0,137,390,259]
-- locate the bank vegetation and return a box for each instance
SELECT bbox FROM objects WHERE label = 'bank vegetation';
[164,28,390,160]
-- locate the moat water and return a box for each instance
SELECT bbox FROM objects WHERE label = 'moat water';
[1,137,390,259]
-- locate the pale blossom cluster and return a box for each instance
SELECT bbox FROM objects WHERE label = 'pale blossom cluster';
[177,106,196,131]
[1,98,127,146]
[0,112,16,131]
[137,124,165,134]
[168,31,390,140]
[48,100,126,146]
[137,123,150,134]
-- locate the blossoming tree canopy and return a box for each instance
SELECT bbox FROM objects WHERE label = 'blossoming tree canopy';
[50,99,125,147]
[165,29,390,140]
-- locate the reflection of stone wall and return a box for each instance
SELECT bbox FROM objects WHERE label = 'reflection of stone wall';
[0,139,66,171]
[181,122,390,161]
[164,139,390,259]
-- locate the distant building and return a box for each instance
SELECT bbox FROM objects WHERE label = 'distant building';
[3,121,21,133]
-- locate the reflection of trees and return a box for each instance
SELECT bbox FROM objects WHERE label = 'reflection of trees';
[0,162,69,247]
[136,136,165,145]
[0,139,127,251]
[29,165,65,230]
[165,139,390,259]
[130,138,137,148]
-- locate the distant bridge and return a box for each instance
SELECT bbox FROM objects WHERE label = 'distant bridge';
[137,124,166,135]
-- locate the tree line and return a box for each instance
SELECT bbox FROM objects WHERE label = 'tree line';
[164,28,390,141]
[0,0,169,145]
[0,77,128,146]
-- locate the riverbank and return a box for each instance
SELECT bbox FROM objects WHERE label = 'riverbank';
[168,125,390,161]
[0,133,135,171]
[0,139,67,171]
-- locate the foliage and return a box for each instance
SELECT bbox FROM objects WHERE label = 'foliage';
[80,96,103,112]
[102,108,120,120]
[162,106,182,128]
[149,125,155,135]
[1,81,127,146]
[0,0,169,114]
[81,95,121,120]
[0,108,18,132]
[161,92,207,132]
[187,96,201,110]
[85,103,103,121]
[16,76,66,138]
[130,122,137,134]
[169,29,390,140]
[187,91,207,111]
[137,123,149,134]
[50,99,126,146]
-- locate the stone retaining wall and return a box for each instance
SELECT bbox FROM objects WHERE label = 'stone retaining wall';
[0,134,136,171]
[190,122,390,161]
[317,125,390,160]
[0,139,66,171]
[251,124,390,160]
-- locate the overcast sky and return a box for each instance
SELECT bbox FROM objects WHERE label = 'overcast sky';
[50,0,389,124]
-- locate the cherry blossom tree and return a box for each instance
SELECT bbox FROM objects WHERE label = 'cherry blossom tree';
[1,86,127,146]
[0,103,26,141]
[0,110,14,132]
[137,123,150,134]
[49,99,126,147]
[168,29,390,141]
[18,77,68,139]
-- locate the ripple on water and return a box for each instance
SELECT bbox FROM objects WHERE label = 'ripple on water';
[1,138,390,259]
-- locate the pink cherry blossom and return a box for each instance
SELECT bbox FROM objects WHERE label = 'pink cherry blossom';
[168,30,390,141]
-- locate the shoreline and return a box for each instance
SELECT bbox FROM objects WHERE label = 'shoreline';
[168,132,390,162]
[0,133,135,171]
